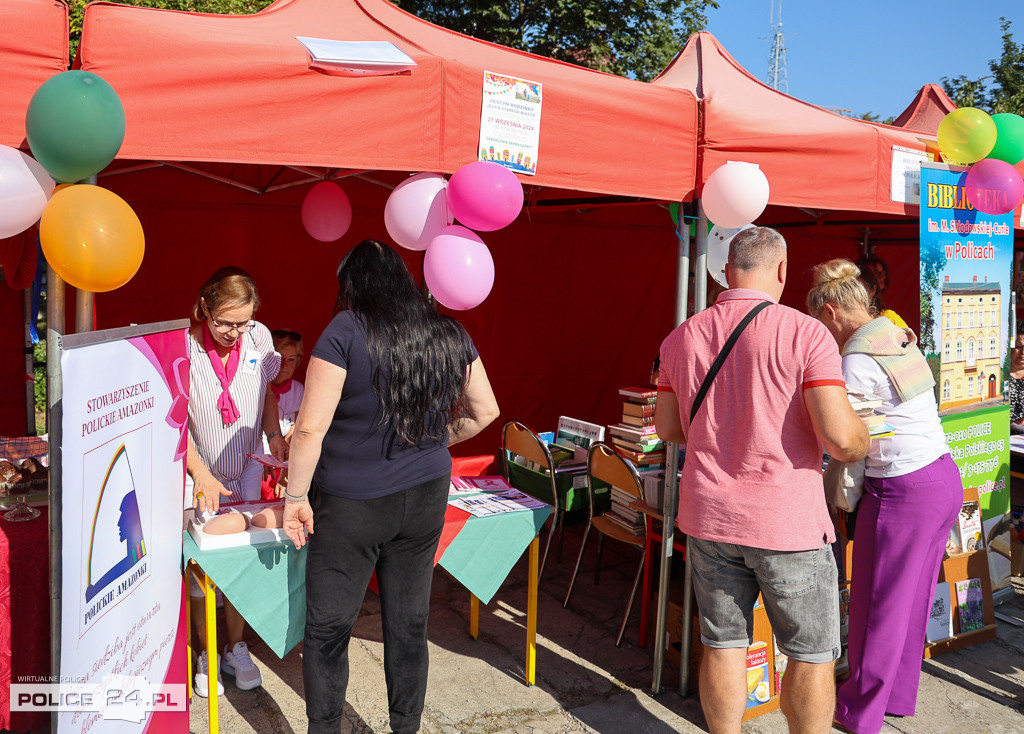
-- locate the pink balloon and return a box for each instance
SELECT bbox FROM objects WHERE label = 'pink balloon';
[964,158,1024,215]
[701,161,770,228]
[447,161,524,231]
[384,172,453,251]
[423,225,495,310]
[301,181,352,242]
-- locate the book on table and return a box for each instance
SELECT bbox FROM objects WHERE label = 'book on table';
[610,436,665,453]
[622,401,656,418]
[621,413,656,428]
[554,416,605,453]
[955,578,985,633]
[619,385,658,403]
[608,423,659,441]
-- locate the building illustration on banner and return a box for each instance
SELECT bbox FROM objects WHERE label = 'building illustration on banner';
[82,431,152,633]
[938,276,1003,410]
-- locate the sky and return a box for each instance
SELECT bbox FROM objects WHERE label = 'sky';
[703,1,1024,121]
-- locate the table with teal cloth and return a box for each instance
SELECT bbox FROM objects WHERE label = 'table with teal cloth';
[181,500,553,659]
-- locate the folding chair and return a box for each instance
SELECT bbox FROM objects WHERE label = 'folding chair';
[563,442,646,647]
[500,420,560,581]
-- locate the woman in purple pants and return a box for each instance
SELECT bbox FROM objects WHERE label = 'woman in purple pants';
[808,259,962,734]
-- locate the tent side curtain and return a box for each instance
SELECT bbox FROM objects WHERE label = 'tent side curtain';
[0,0,69,147]
[78,0,697,202]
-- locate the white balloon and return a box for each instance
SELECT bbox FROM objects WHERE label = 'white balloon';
[0,146,55,239]
[384,172,453,251]
[706,224,754,288]
[701,161,769,229]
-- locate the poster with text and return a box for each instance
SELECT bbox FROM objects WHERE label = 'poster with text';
[57,327,189,734]
[478,71,542,175]
[919,164,1013,414]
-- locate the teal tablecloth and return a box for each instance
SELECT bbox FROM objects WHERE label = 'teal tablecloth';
[182,501,552,658]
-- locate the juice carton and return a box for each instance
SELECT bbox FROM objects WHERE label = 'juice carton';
[745,641,771,708]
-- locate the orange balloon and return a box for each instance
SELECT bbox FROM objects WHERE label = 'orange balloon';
[39,184,144,292]
[52,183,74,195]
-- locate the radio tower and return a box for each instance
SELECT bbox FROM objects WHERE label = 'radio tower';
[767,0,788,93]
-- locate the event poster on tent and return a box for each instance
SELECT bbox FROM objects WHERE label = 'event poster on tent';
[919,163,1013,593]
[478,71,541,175]
[53,324,189,734]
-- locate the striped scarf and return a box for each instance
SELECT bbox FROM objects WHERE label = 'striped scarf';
[842,317,935,402]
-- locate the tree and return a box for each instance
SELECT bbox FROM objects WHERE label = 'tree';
[942,18,1024,115]
[389,0,719,81]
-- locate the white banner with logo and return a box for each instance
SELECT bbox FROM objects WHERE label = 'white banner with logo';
[52,323,189,733]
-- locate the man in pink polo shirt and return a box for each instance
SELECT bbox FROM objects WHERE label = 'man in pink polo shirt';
[655,227,868,734]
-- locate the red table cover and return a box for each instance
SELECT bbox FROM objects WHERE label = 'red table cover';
[0,506,50,733]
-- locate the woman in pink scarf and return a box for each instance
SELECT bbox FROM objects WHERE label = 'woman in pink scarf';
[186,266,286,698]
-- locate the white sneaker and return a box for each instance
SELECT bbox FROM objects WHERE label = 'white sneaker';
[193,650,224,697]
[221,641,263,690]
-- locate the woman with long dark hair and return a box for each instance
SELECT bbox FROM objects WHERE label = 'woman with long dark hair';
[282,240,499,734]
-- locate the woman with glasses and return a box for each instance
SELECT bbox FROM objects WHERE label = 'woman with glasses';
[186,266,286,698]
[281,240,499,734]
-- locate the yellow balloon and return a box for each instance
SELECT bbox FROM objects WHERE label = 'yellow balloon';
[39,184,144,292]
[937,108,997,164]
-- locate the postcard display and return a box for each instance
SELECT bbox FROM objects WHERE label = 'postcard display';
[918,164,1010,655]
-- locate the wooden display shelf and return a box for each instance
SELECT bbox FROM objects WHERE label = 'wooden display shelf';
[924,623,998,658]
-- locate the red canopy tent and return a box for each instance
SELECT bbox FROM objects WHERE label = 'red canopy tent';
[892,84,958,134]
[45,0,701,453]
[0,0,68,436]
[651,32,986,324]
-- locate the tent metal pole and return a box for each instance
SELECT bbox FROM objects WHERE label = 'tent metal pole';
[652,202,692,694]
[47,265,65,734]
[23,287,36,435]
[694,200,709,315]
[75,176,98,335]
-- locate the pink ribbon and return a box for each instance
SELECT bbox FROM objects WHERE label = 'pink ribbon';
[202,322,241,425]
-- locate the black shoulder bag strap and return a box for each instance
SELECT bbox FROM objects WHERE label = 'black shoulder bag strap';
[689,301,772,424]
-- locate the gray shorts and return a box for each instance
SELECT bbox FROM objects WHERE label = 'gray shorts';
[688,536,840,664]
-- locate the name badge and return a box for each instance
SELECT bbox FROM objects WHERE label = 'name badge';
[242,350,260,374]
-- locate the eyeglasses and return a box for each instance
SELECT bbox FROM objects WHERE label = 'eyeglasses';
[271,329,302,341]
[210,316,256,333]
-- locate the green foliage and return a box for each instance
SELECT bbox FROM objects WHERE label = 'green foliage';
[919,239,947,356]
[942,18,1024,115]
[389,0,719,81]
[33,341,46,434]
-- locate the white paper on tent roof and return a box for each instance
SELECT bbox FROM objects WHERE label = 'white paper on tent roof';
[296,37,417,76]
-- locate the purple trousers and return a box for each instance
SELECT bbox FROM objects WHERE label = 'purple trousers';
[834,453,962,734]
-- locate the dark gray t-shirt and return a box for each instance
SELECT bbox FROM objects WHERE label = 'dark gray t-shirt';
[311,310,476,499]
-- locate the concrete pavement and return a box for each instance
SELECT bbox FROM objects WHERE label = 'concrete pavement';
[189,524,1024,733]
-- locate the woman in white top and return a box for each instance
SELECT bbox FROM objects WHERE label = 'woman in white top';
[807,259,962,734]
[187,266,286,698]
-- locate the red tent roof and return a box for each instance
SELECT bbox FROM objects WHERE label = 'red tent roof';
[78,0,697,200]
[652,32,935,215]
[0,0,68,147]
[891,83,958,134]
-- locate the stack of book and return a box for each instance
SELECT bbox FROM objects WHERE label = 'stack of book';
[604,484,645,535]
[608,386,666,474]
[847,391,894,438]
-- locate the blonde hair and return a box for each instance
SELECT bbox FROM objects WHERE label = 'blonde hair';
[192,267,260,321]
[272,332,304,357]
[729,227,787,271]
[806,258,872,317]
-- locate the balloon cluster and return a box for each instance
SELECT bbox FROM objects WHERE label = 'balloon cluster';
[698,161,770,287]
[0,70,143,292]
[936,108,1024,216]
[384,161,523,310]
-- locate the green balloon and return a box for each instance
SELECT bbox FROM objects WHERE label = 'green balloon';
[988,113,1024,166]
[26,71,125,183]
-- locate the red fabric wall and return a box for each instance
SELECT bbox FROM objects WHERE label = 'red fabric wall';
[87,166,680,460]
